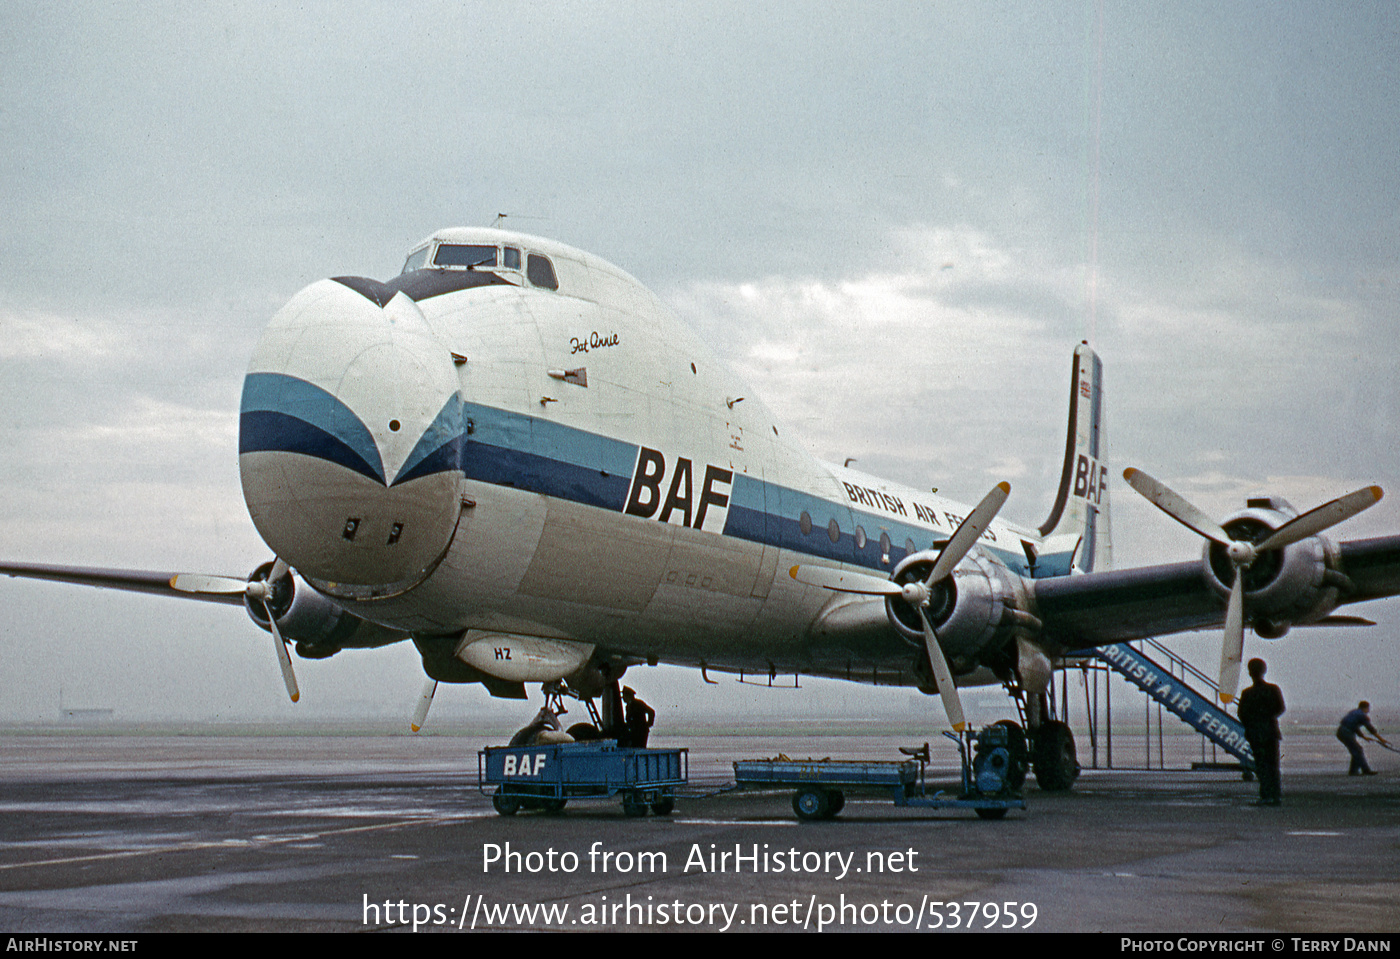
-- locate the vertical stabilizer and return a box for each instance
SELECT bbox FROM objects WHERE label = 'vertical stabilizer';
[1037,343,1112,572]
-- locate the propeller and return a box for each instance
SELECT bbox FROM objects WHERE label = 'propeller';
[1123,468,1382,704]
[791,482,1011,732]
[411,679,438,732]
[171,559,301,703]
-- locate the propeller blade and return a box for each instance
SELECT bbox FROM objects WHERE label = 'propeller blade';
[160,560,305,703]
[260,599,300,703]
[1256,486,1384,551]
[411,679,438,732]
[170,573,249,595]
[788,565,903,596]
[1218,573,1245,705]
[925,482,1011,586]
[1122,468,1233,546]
[920,609,967,732]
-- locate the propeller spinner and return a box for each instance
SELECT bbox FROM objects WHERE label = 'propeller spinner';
[790,482,1011,732]
[1123,468,1381,704]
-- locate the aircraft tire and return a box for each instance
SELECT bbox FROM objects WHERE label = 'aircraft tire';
[1032,720,1080,792]
[993,719,1030,790]
[566,723,601,741]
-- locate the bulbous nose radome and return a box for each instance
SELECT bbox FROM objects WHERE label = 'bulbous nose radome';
[239,278,464,588]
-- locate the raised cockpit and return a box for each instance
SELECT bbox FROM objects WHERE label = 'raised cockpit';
[401,238,557,291]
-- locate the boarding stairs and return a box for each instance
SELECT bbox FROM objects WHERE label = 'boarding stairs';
[1095,641,1255,771]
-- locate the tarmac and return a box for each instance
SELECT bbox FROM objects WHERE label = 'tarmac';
[0,725,1397,934]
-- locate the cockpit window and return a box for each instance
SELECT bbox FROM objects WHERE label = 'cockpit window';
[434,244,497,268]
[527,253,558,290]
[401,246,430,274]
[503,246,521,270]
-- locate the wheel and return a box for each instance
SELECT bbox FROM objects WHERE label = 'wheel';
[650,796,675,816]
[992,719,1030,790]
[1033,720,1080,792]
[542,798,567,814]
[492,791,520,816]
[622,792,648,817]
[975,806,1008,820]
[792,787,831,821]
[825,790,845,816]
[566,722,601,741]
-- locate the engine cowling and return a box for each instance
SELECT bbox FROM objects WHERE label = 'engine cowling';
[243,561,406,655]
[1202,497,1346,636]
[884,549,1032,672]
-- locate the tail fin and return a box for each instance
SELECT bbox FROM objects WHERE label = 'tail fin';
[1037,342,1112,573]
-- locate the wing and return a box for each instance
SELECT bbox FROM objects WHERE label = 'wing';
[1031,533,1400,649]
[1031,560,1219,646]
[0,561,247,606]
[1336,536,1400,603]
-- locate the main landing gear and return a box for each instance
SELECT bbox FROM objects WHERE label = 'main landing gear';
[530,677,629,744]
[1005,686,1081,792]
[1031,719,1079,792]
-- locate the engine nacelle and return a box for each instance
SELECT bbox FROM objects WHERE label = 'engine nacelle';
[1203,498,1345,631]
[243,561,406,655]
[884,549,1032,673]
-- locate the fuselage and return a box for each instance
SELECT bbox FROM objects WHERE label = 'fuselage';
[239,228,1064,684]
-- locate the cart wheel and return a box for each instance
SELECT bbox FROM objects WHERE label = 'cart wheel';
[622,792,648,817]
[493,792,520,817]
[650,796,675,816]
[542,798,567,814]
[825,790,845,816]
[792,788,831,821]
[975,807,1008,820]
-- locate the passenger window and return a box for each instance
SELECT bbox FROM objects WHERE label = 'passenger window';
[503,247,521,270]
[527,254,559,290]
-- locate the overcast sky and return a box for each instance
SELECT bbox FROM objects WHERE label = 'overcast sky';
[2,2,1398,726]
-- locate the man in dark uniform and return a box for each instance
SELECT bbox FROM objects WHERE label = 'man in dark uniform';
[1236,658,1285,805]
[1337,701,1388,775]
[622,686,655,748]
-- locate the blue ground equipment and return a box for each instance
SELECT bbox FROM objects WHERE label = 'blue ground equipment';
[733,724,1027,820]
[479,741,687,817]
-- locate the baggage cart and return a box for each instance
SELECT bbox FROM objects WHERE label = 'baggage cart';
[479,741,687,817]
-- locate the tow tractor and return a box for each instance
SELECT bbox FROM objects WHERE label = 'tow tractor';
[733,723,1028,821]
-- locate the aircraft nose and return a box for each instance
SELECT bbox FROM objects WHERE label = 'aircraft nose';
[239,278,464,588]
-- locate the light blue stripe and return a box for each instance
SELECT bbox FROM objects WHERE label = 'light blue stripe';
[241,373,384,483]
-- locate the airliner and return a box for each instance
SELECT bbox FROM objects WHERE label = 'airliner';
[5,227,1398,790]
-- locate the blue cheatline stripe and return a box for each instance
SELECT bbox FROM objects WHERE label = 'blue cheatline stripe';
[394,394,466,487]
[461,401,638,510]
[239,372,1061,577]
[239,410,387,485]
[240,373,385,484]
